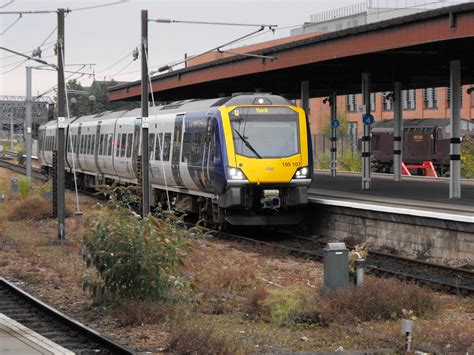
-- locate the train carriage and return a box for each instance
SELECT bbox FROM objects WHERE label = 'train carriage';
[371,118,474,173]
[38,93,312,227]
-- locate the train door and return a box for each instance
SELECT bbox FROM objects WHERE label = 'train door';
[172,114,185,187]
[76,124,83,171]
[201,116,212,187]
[95,121,102,174]
[132,119,141,179]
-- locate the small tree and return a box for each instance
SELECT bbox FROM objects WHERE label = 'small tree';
[82,187,188,302]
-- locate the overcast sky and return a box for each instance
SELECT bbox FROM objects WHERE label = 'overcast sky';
[0,0,359,98]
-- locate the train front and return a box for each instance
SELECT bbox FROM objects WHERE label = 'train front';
[218,95,312,226]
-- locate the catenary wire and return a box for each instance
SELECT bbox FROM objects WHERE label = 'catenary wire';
[0,13,22,35]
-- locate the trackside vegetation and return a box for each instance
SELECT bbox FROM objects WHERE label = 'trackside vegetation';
[82,186,188,302]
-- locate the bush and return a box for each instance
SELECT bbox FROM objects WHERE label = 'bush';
[18,177,31,198]
[317,277,438,324]
[8,196,53,221]
[112,300,165,326]
[244,286,270,319]
[82,200,188,302]
[314,150,362,172]
[461,135,474,179]
[169,320,243,354]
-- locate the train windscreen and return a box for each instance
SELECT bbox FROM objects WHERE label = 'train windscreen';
[230,106,300,158]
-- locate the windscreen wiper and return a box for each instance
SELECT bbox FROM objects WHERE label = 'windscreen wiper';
[234,129,262,159]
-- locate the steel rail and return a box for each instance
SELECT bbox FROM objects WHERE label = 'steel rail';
[0,278,134,354]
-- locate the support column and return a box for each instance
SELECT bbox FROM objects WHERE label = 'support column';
[361,73,371,190]
[25,67,32,178]
[450,60,461,199]
[393,81,402,181]
[56,8,66,240]
[301,81,310,119]
[330,91,337,177]
[141,9,150,216]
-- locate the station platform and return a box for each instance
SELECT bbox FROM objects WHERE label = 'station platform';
[0,313,73,354]
[309,171,474,223]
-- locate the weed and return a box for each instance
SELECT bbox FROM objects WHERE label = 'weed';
[244,286,270,319]
[169,319,244,354]
[112,300,166,326]
[18,177,31,198]
[319,277,438,324]
[8,196,53,221]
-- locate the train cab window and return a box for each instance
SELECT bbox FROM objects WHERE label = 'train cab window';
[121,134,127,157]
[126,133,133,158]
[162,133,171,161]
[182,132,192,163]
[116,134,121,157]
[155,133,163,161]
[149,133,155,160]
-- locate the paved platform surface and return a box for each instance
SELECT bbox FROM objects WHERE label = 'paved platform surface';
[309,171,474,221]
[0,313,73,354]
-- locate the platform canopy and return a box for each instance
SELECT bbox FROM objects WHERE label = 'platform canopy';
[108,3,474,102]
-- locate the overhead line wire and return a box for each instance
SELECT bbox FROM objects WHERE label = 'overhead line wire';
[0,13,22,35]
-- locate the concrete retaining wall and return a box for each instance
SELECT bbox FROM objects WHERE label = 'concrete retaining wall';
[308,204,474,260]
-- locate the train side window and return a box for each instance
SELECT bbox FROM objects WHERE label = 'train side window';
[87,135,92,155]
[99,134,104,156]
[155,133,163,161]
[191,132,202,164]
[108,134,113,156]
[116,134,121,156]
[126,133,133,158]
[162,133,171,161]
[80,136,84,154]
[149,133,155,160]
[92,135,96,155]
[371,135,380,150]
[121,134,127,157]
[182,132,192,163]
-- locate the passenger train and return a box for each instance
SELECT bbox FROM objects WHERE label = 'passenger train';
[38,93,313,227]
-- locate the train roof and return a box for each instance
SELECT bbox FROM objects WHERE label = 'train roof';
[373,118,470,128]
[40,93,292,127]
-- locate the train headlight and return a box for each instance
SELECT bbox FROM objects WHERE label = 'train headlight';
[227,166,247,180]
[293,166,310,179]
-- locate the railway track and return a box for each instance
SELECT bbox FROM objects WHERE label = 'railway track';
[0,278,133,354]
[0,157,47,181]
[218,231,474,295]
[3,158,473,295]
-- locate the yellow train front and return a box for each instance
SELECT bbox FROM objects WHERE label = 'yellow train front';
[212,94,312,226]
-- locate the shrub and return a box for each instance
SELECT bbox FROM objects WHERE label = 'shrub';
[315,152,330,170]
[169,320,243,354]
[339,150,362,172]
[461,135,474,179]
[244,286,270,319]
[18,177,31,198]
[112,300,165,326]
[82,200,188,302]
[318,277,438,324]
[8,196,53,221]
